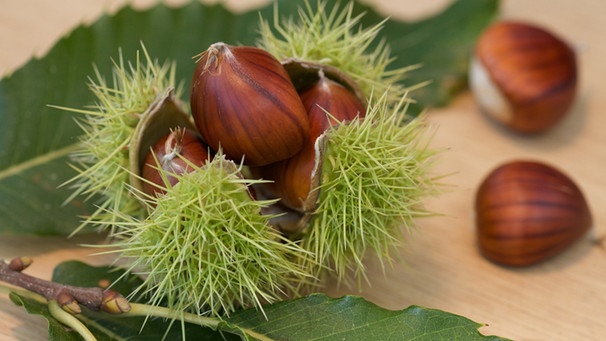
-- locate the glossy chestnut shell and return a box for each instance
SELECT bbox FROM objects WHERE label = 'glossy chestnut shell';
[257,70,366,212]
[190,43,310,166]
[470,21,578,134]
[475,160,592,266]
[142,127,211,197]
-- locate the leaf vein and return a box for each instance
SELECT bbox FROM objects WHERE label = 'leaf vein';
[0,143,79,181]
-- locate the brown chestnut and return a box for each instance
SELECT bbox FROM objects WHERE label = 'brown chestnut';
[142,127,211,197]
[470,21,578,134]
[475,160,592,267]
[257,71,366,212]
[190,42,310,166]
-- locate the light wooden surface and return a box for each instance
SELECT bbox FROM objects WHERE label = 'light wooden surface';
[1,0,605,340]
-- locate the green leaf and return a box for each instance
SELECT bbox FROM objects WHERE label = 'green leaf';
[0,0,497,235]
[225,294,508,341]
[9,261,509,340]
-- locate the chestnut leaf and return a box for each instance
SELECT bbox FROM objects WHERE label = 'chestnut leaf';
[9,261,510,341]
[0,0,498,235]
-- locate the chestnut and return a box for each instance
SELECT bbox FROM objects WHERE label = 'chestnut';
[142,127,211,197]
[475,160,592,267]
[256,71,366,212]
[190,42,310,166]
[469,21,578,134]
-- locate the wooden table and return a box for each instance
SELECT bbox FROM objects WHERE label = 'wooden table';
[1,0,604,340]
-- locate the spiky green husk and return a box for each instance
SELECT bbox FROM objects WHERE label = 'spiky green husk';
[301,91,439,285]
[108,155,314,316]
[258,1,419,102]
[62,47,180,235]
[259,1,440,287]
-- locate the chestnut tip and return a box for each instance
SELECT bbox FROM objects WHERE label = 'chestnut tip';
[190,43,310,166]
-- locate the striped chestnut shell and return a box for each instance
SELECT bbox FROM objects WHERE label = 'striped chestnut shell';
[256,69,366,212]
[190,43,310,166]
[470,21,578,134]
[475,160,592,267]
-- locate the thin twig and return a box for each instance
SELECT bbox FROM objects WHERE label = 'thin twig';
[0,258,129,314]
[0,257,266,340]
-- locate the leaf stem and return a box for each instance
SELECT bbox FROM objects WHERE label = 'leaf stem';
[0,282,47,304]
[48,300,97,341]
[124,303,220,329]
[75,313,128,341]
[125,303,272,340]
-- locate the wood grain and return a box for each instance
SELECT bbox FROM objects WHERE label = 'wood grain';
[1,0,604,340]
